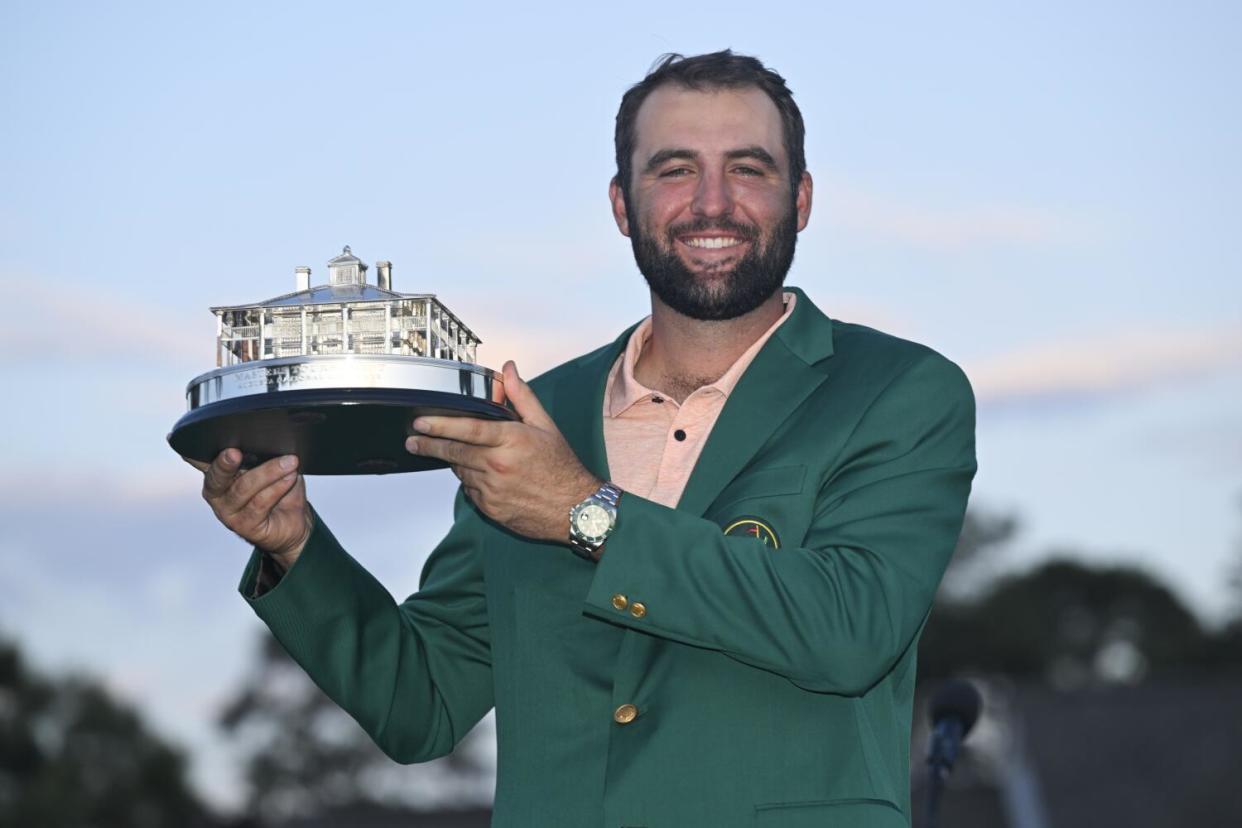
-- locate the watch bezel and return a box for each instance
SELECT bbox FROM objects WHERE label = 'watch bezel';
[572,502,613,543]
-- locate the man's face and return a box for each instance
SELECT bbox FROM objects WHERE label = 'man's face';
[610,84,812,321]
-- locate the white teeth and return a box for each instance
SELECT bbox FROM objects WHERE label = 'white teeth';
[685,236,742,249]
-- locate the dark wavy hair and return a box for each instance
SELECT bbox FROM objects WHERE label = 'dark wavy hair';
[613,50,806,197]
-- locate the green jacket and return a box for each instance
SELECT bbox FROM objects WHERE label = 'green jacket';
[241,287,977,827]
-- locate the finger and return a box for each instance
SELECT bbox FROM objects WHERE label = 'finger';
[184,456,211,472]
[237,470,300,524]
[405,435,487,472]
[202,448,245,498]
[456,466,484,492]
[454,466,484,504]
[502,361,555,429]
[412,415,505,447]
[268,476,309,527]
[220,455,299,514]
[273,472,306,507]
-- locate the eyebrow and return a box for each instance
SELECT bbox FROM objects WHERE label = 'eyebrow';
[725,146,778,169]
[643,145,779,174]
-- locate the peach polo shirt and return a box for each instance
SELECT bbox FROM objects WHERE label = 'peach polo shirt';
[602,293,796,508]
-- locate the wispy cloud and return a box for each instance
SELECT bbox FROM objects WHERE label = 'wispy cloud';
[0,276,206,364]
[967,325,1242,406]
[470,312,611,379]
[822,177,1084,250]
[0,461,201,508]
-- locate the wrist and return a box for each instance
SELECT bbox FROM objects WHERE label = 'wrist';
[263,507,314,571]
[564,475,604,535]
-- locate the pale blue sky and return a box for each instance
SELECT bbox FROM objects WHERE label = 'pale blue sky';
[2,0,1239,809]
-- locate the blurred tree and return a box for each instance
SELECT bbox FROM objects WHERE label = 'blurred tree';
[972,558,1212,684]
[1227,492,1242,621]
[921,556,1238,686]
[919,507,1017,678]
[1218,493,1242,659]
[936,508,1019,602]
[0,636,212,828]
[220,631,493,825]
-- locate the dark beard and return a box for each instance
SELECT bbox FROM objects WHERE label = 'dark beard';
[627,201,798,321]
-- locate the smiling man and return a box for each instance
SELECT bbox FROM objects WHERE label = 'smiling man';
[195,51,977,827]
[619,83,804,323]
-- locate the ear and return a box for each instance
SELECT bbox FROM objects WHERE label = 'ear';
[795,171,813,232]
[609,177,631,237]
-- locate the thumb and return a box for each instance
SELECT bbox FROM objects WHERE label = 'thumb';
[503,361,554,429]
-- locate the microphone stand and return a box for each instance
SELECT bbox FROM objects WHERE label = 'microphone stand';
[924,679,980,828]
[925,716,965,828]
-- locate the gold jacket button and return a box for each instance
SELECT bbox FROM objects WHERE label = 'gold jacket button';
[611,594,629,611]
[613,703,638,724]
[629,602,647,618]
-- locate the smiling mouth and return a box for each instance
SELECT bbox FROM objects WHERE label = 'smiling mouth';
[681,236,745,250]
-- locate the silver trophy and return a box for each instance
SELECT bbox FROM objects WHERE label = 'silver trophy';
[168,246,513,474]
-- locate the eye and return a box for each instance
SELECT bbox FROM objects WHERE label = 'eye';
[732,165,765,177]
[659,167,694,178]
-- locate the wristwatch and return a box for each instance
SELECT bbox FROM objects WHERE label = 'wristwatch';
[568,482,622,560]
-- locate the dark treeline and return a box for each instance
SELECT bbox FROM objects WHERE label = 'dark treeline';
[0,638,213,828]
[919,510,1242,685]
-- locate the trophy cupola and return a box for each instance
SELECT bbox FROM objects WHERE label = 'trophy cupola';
[327,245,368,286]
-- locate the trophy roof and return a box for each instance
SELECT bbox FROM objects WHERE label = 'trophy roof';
[211,284,433,311]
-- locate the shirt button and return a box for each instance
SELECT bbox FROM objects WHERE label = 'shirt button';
[673,429,687,441]
[629,602,647,618]
[614,703,639,724]
[611,594,629,611]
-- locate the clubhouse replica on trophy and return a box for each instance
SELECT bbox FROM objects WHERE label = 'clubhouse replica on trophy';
[168,246,511,474]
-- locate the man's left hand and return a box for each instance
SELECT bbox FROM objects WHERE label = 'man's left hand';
[405,361,601,544]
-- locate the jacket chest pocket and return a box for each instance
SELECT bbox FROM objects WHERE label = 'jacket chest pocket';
[705,464,811,550]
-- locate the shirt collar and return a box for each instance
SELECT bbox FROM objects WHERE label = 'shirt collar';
[606,291,797,417]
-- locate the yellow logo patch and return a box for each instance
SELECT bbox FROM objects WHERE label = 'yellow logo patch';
[723,517,780,549]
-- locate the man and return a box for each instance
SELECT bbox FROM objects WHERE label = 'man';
[194,51,976,827]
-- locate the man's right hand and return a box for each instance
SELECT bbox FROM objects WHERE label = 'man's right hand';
[187,449,313,571]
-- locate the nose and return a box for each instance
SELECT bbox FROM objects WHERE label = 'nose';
[691,168,733,218]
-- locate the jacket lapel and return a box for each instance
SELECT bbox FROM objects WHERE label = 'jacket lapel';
[550,288,835,516]
[549,325,637,482]
[675,287,835,516]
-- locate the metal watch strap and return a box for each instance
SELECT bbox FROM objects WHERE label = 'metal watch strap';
[568,482,622,560]
[593,482,621,509]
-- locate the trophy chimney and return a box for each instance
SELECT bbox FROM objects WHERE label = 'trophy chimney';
[377,260,392,291]
[295,266,311,292]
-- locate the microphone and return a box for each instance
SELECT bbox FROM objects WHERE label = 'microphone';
[924,679,982,828]
[928,678,982,774]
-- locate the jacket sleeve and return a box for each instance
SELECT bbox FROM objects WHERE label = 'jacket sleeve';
[239,491,493,763]
[583,353,976,695]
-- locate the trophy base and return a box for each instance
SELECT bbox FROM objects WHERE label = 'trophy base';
[168,387,516,475]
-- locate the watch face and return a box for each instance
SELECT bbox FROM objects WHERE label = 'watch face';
[575,503,611,539]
